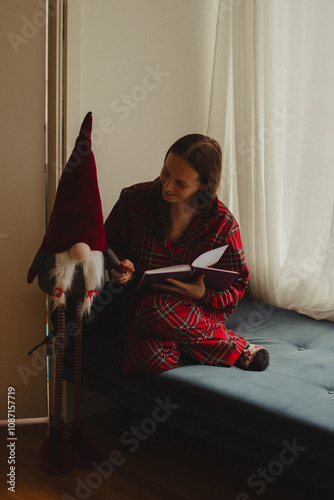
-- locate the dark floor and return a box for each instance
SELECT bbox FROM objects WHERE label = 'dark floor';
[0,406,331,500]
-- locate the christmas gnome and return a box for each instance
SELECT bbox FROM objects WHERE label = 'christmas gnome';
[27,111,131,474]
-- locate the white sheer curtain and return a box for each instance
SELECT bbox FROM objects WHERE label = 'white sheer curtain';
[208,0,334,321]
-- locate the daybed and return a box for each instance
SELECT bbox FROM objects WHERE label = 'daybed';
[62,285,334,493]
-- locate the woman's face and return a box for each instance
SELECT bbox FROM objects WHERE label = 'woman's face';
[160,153,204,206]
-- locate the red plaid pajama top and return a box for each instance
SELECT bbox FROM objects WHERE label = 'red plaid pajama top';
[104,180,249,374]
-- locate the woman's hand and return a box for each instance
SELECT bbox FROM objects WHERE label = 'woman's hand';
[152,274,206,301]
[110,259,135,285]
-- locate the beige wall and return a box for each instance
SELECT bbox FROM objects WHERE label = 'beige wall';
[0,0,47,419]
[0,0,218,420]
[66,0,217,218]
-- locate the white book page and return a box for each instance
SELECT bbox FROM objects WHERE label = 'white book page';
[145,264,190,274]
[191,245,228,268]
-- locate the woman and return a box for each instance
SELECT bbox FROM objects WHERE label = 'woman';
[105,134,269,374]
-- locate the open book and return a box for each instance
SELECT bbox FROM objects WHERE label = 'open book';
[138,245,239,291]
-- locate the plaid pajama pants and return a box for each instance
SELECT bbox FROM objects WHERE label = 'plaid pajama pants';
[121,293,247,374]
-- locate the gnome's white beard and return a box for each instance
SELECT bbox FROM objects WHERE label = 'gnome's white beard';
[51,250,105,315]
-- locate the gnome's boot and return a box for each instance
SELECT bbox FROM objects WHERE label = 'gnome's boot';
[39,426,72,475]
[39,305,72,474]
[69,299,102,468]
[69,423,102,468]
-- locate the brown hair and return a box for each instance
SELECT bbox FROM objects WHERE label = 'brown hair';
[151,134,222,243]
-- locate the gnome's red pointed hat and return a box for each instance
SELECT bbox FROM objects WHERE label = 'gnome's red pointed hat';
[39,111,107,255]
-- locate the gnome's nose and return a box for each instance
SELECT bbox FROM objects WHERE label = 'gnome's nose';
[69,242,91,262]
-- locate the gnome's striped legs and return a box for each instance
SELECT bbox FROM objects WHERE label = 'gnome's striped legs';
[53,299,83,427]
[39,303,72,474]
[74,298,83,426]
[52,304,66,428]
[70,297,101,467]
